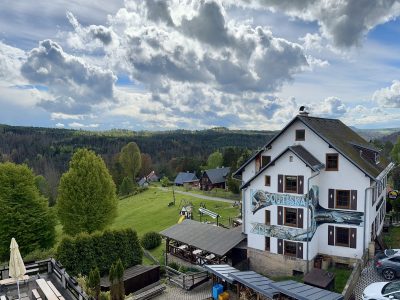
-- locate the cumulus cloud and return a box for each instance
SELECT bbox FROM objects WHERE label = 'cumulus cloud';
[237,0,400,48]
[21,39,116,114]
[373,80,400,108]
[312,97,348,117]
[68,122,99,128]
[0,42,26,84]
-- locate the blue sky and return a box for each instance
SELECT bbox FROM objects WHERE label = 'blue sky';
[0,0,400,131]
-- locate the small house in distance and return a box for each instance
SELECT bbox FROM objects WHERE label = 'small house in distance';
[174,171,198,186]
[200,167,230,191]
[138,170,159,187]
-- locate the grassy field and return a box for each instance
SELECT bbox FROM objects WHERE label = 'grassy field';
[384,226,400,248]
[110,186,240,234]
[170,185,241,201]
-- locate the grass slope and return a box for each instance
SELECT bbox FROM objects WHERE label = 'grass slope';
[111,186,240,234]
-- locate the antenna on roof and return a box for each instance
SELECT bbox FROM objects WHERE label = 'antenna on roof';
[299,106,309,116]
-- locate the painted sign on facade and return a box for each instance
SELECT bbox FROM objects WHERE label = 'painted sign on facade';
[250,186,364,242]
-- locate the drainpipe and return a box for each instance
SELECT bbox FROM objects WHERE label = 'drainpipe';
[364,185,375,259]
[242,187,248,234]
[306,169,320,273]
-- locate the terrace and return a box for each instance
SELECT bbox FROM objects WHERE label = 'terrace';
[0,259,87,300]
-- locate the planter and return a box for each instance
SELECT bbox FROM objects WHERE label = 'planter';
[322,257,332,270]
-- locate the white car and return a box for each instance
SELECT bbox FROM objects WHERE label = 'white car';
[362,281,400,300]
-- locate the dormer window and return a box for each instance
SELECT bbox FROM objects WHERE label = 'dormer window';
[295,129,305,141]
[326,153,339,171]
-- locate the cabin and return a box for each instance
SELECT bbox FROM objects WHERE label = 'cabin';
[200,167,230,191]
[174,171,198,186]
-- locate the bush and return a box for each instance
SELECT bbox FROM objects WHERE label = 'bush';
[141,232,162,250]
[167,262,180,271]
[56,229,142,276]
[160,176,171,187]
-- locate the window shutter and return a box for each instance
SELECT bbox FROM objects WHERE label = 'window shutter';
[328,189,335,209]
[296,242,303,259]
[297,208,303,229]
[277,206,283,225]
[328,225,334,246]
[297,176,304,194]
[277,239,283,254]
[351,190,357,210]
[350,228,357,249]
[278,175,283,193]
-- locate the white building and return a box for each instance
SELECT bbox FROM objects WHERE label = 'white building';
[234,111,394,276]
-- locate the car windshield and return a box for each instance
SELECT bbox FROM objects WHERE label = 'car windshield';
[383,281,400,294]
[386,249,399,256]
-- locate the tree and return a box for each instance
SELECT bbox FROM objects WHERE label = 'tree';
[119,142,142,181]
[109,259,125,300]
[88,267,101,300]
[139,153,153,178]
[392,166,400,191]
[227,178,240,194]
[0,162,56,260]
[57,148,117,236]
[119,177,134,196]
[236,149,252,169]
[206,151,223,169]
[160,176,171,187]
[34,175,54,206]
[391,137,400,164]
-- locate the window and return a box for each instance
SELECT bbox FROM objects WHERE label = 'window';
[265,175,271,186]
[284,208,298,227]
[295,129,305,141]
[284,176,297,193]
[326,153,339,171]
[289,155,293,162]
[284,241,297,257]
[265,210,271,225]
[261,155,271,167]
[336,190,350,209]
[335,227,350,247]
[265,237,270,251]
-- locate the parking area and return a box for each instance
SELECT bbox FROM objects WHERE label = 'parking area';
[353,260,385,300]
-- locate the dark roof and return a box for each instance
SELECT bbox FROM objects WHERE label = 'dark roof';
[298,115,387,178]
[229,271,279,299]
[270,280,343,300]
[203,167,230,184]
[160,219,245,256]
[203,264,241,284]
[138,177,148,186]
[174,172,198,185]
[241,145,323,189]
[303,268,335,288]
[234,115,390,179]
[100,265,159,288]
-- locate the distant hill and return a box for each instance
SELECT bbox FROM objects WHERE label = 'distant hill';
[353,127,400,142]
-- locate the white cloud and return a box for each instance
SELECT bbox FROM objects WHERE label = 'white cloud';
[68,122,99,128]
[311,96,348,117]
[373,80,400,108]
[55,123,65,128]
[233,0,400,48]
[21,39,117,114]
[0,42,26,84]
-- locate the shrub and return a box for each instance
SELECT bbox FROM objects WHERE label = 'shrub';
[141,232,162,250]
[56,229,142,276]
[168,262,180,271]
[160,176,171,187]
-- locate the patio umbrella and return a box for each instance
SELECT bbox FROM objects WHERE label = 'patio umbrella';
[9,238,26,300]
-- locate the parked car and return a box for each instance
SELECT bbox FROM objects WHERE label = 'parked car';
[375,249,400,280]
[362,281,400,299]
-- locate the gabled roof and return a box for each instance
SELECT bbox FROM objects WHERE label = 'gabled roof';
[203,167,230,184]
[174,172,198,185]
[241,145,324,189]
[234,115,390,180]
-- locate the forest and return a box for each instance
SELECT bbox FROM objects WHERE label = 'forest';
[0,124,276,203]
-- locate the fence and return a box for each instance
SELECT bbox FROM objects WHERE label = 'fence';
[0,258,89,300]
[165,266,209,290]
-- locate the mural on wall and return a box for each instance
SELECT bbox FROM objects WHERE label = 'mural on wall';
[250,186,364,242]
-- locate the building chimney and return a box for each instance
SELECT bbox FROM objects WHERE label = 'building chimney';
[298,106,309,116]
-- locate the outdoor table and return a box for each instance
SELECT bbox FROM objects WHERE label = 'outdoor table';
[205,254,215,260]
[192,249,202,255]
[36,279,58,300]
[178,245,188,250]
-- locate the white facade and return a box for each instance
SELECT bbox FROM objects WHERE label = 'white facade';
[239,116,393,273]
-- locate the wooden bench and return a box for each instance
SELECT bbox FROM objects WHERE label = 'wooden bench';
[36,279,58,300]
[132,284,166,300]
[0,275,30,286]
[46,281,62,298]
[32,289,42,300]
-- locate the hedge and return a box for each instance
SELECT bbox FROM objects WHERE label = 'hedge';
[56,229,142,276]
[141,232,161,250]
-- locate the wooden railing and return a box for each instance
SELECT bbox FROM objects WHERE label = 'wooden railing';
[165,266,209,290]
[0,259,89,300]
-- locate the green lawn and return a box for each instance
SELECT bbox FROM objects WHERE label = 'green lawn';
[328,267,352,294]
[168,185,241,201]
[110,186,240,234]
